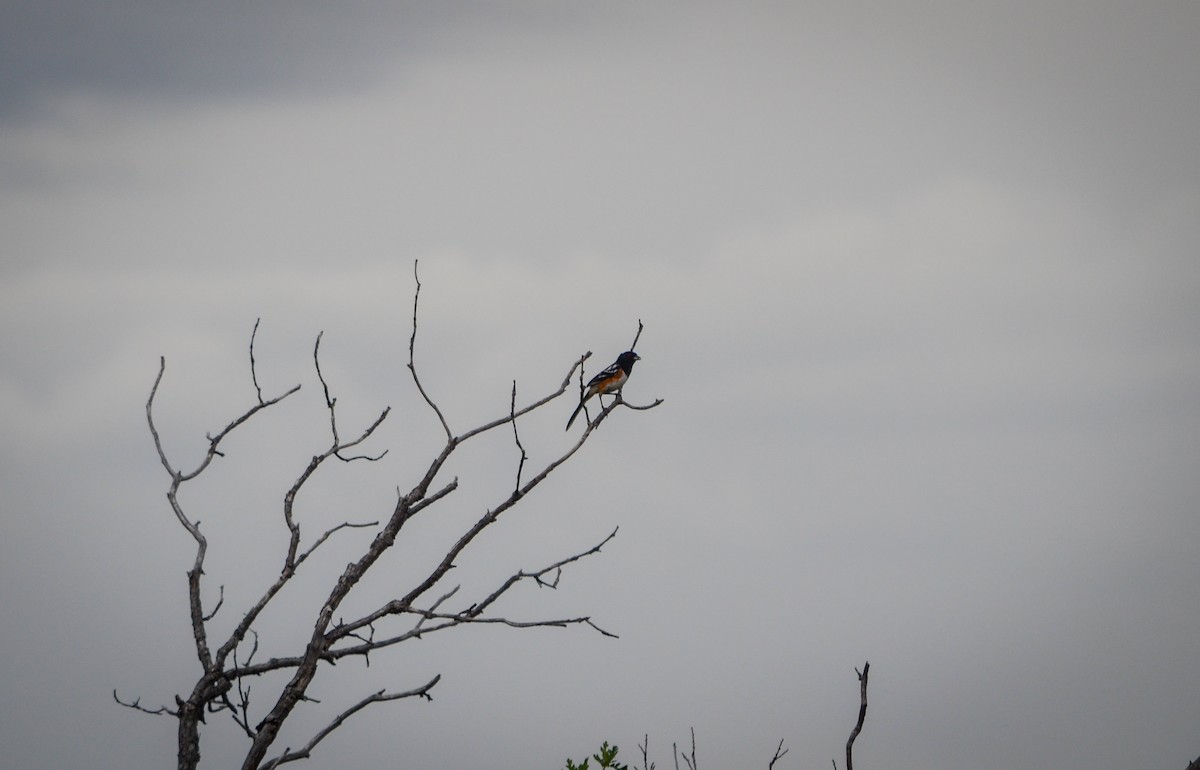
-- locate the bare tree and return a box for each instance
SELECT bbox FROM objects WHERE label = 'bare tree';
[116,265,661,769]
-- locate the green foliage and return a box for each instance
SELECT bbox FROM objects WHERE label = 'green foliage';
[563,741,628,770]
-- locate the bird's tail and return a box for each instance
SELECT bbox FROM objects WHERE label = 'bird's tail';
[565,401,586,430]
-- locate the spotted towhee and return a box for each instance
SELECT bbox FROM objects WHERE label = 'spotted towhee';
[566,351,641,430]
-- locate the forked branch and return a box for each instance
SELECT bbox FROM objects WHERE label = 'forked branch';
[768,739,789,770]
[312,332,389,463]
[146,353,302,673]
[326,527,621,651]
[259,675,441,770]
[147,355,301,485]
[113,689,177,718]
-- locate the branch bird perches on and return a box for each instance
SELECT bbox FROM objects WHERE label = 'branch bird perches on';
[127,261,662,770]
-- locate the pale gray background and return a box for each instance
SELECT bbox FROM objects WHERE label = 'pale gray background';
[2,2,1198,769]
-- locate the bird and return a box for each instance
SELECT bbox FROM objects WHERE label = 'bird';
[566,351,641,430]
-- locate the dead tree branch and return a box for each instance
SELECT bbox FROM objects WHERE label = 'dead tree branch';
[324,527,621,654]
[201,585,225,622]
[113,689,177,717]
[638,734,655,770]
[408,259,452,439]
[675,727,698,770]
[295,520,378,566]
[225,631,260,738]
[133,266,657,770]
[259,675,441,770]
[845,661,870,770]
[629,318,644,351]
[618,395,665,412]
[146,354,301,680]
[238,331,620,769]
[312,332,390,463]
[249,318,266,404]
[510,380,528,494]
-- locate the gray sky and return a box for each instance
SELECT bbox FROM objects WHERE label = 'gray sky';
[2,2,1199,769]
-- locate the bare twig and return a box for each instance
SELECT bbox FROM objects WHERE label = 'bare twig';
[454,352,591,444]
[334,411,391,461]
[259,675,441,770]
[326,528,621,651]
[250,317,264,405]
[575,350,591,398]
[148,357,302,485]
[846,661,870,770]
[473,528,618,608]
[295,520,379,567]
[630,318,644,351]
[314,332,334,412]
[768,738,789,770]
[224,630,259,738]
[408,260,452,439]
[679,727,697,770]
[510,380,527,494]
[403,609,615,636]
[201,585,224,622]
[618,395,665,412]
[639,734,655,770]
[280,342,390,571]
[313,332,390,463]
[409,585,461,639]
[113,689,176,717]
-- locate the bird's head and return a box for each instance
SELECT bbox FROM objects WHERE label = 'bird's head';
[617,351,641,371]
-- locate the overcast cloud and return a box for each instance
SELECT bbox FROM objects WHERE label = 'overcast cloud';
[2,3,1198,769]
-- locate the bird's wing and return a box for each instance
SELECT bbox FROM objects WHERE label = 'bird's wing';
[586,361,623,388]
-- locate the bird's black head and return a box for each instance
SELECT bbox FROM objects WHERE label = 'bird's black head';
[616,351,641,373]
